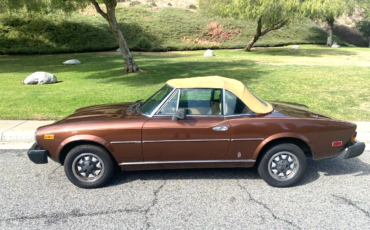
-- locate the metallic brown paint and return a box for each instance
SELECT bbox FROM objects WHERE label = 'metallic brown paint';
[35,99,357,171]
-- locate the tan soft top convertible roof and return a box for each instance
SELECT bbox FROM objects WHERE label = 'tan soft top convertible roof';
[166,76,273,114]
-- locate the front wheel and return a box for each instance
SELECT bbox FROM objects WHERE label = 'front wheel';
[64,145,115,189]
[258,144,307,187]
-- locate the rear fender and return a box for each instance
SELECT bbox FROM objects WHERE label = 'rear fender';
[253,132,311,160]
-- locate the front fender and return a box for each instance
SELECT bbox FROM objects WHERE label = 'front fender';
[56,135,114,159]
[252,132,311,160]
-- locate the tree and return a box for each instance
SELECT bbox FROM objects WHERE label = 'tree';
[356,21,370,47]
[356,2,370,47]
[0,0,140,73]
[199,0,302,51]
[302,0,356,47]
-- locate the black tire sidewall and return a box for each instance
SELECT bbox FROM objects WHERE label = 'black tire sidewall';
[64,145,115,189]
[258,144,307,187]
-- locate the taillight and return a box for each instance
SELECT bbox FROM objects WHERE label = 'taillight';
[351,131,357,142]
[332,141,342,147]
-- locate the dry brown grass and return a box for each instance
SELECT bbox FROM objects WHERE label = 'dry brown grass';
[205,21,242,41]
[181,36,220,46]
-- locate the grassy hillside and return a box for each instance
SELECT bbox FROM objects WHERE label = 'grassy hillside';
[0,6,345,54]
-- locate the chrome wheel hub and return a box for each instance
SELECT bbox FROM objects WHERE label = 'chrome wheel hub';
[72,153,105,183]
[268,151,299,181]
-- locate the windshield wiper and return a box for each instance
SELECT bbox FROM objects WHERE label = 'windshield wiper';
[126,100,143,115]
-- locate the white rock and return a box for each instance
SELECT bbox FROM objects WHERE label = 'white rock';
[204,49,214,57]
[24,72,57,85]
[291,45,299,50]
[331,42,340,48]
[63,59,81,65]
[116,48,121,52]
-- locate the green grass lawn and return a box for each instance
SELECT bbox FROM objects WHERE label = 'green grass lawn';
[0,45,369,121]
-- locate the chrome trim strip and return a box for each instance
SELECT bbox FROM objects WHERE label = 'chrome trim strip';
[155,89,179,115]
[224,113,255,117]
[143,139,230,143]
[176,88,180,110]
[223,88,226,116]
[149,86,176,117]
[119,159,256,166]
[111,141,141,144]
[231,138,264,141]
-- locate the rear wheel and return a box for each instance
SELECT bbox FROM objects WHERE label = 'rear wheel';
[257,144,307,187]
[64,145,115,189]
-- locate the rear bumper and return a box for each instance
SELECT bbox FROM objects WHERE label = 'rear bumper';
[27,143,48,164]
[342,140,366,159]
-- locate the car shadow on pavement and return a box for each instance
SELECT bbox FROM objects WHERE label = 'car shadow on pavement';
[108,167,261,187]
[106,156,370,187]
[300,156,370,186]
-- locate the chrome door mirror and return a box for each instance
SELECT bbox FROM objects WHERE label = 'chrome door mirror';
[172,109,186,121]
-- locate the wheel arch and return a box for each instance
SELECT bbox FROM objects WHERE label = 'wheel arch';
[254,135,313,167]
[58,137,117,165]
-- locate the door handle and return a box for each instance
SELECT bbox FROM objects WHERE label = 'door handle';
[213,126,228,131]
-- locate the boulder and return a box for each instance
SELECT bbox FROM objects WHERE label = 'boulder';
[331,42,340,48]
[24,72,57,85]
[291,45,299,50]
[116,48,121,52]
[204,49,214,57]
[63,59,81,65]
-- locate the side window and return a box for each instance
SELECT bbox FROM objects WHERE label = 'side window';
[158,91,179,115]
[225,90,253,115]
[179,89,223,115]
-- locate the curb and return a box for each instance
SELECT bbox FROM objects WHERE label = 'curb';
[0,120,55,142]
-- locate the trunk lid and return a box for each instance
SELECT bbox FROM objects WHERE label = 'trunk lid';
[266,101,332,119]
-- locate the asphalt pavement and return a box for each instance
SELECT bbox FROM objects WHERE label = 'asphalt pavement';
[1,149,370,229]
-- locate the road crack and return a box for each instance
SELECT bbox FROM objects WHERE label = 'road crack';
[143,181,167,230]
[0,208,145,224]
[237,181,301,229]
[333,195,370,218]
[48,165,62,180]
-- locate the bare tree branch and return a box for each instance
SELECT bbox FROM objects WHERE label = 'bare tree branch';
[261,20,288,36]
[90,0,108,20]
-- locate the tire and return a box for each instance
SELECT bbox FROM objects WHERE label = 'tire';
[64,145,115,189]
[257,144,307,187]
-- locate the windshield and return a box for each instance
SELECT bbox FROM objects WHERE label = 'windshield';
[139,85,174,115]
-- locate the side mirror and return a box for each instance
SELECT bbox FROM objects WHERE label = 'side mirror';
[172,109,186,121]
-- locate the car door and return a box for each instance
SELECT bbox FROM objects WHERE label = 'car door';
[142,88,231,162]
[223,90,265,160]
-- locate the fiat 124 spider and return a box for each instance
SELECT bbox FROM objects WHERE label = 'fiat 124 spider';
[28,76,365,188]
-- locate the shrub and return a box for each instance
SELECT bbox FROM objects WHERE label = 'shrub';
[137,35,151,49]
[189,4,197,10]
[0,6,340,54]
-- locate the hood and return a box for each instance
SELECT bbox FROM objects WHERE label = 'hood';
[56,102,144,123]
[266,101,332,119]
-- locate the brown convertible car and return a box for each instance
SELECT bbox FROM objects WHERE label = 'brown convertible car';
[28,76,365,188]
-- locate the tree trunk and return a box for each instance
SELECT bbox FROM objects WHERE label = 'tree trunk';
[326,25,333,47]
[91,0,139,73]
[368,38,370,48]
[244,17,262,52]
[326,17,334,47]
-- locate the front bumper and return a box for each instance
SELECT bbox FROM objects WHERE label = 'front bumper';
[27,143,48,164]
[342,140,366,159]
